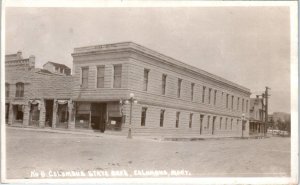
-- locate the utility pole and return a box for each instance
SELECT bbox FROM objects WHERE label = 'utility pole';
[264,86,270,137]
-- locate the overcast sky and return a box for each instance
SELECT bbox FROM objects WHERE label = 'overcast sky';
[5,7,291,114]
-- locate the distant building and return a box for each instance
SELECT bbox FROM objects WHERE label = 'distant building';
[43,61,71,76]
[5,51,72,128]
[269,112,291,130]
[249,96,265,135]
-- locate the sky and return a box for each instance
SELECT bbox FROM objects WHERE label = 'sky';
[5,7,291,114]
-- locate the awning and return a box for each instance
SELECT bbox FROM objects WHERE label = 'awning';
[29,100,41,105]
[57,100,68,105]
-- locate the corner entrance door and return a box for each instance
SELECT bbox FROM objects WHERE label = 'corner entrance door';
[91,103,107,132]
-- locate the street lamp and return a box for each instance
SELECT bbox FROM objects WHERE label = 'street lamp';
[241,113,246,138]
[120,93,138,139]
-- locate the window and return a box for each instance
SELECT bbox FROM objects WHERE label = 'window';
[242,99,245,112]
[246,100,249,112]
[200,114,204,134]
[162,74,167,95]
[208,88,212,104]
[231,119,233,130]
[15,82,24,97]
[5,83,9,97]
[81,67,89,88]
[207,116,210,129]
[226,94,229,108]
[160,109,165,127]
[189,113,193,128]
[143,69,149,91]
[221,92,224,105]
[219,117,222,129]
[141,107,147,126]
[237,97,240,110]
[231,95,234,109]
[191,83,195,101]
[177,79,182,98]
[214,90,217,105]
[55,67,59,72]
[97,65,105,88]
[113,65,122,88]
[202,86,206,103]
[225,118,228,129]
[176,112,180,128]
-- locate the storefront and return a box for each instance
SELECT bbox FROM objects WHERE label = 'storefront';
[74,101,123,132]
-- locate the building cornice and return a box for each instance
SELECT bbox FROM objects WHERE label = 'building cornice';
[72,42,251,95]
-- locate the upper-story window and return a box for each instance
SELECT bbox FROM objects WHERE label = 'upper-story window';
[113,65,122,88]
[97,65,105,88]
[191,83,195,101]
[226,94,229,109]
[246,100,249,112]
[208,88,212,104]
[162,74,167,95]
[237,97,240,110]
[231,95,234,110]
[177,78,182,98]
[219,117,223,129]
[15,82,24,97]
[214,90,217,105]
[202,86,206,103]
[242,98,245,112]
[5,83,9,97]
[81,67,89,88]
[143,69,149,91]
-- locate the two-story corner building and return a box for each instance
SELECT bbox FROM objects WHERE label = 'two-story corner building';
[71,42,251,137]
[249,96,265,135]
[5,52,73,129]
[43,61,71,76]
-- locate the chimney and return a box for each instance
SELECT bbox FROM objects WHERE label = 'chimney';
[17,51,22,59]
[29,55,35,68]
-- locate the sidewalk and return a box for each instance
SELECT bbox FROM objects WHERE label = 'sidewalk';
[5,125,267,141]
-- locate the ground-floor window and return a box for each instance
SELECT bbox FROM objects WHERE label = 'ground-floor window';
[107,117,122,131]
[141,107,147,126]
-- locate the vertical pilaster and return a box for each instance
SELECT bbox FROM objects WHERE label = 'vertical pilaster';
[39,100,46,128]
[68,100,75,129]
[52,100,57,128]
[23,104,30,126]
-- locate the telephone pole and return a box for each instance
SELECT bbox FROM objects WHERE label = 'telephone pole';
[264,86,270,136]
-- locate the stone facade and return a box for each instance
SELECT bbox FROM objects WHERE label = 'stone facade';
[71,42,251,137]
[6,43,251,138]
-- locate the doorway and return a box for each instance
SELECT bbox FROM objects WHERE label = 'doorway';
[45,100,54,127]
[12,104,24,125]
[91,103,107,132]
[5,103,9,124]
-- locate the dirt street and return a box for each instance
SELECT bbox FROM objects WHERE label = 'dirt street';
[5,127,290,179]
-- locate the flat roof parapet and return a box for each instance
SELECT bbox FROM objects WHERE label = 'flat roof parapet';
[73,42,250,94]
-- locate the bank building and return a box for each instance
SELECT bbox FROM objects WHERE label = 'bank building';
[5,42,251,138]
